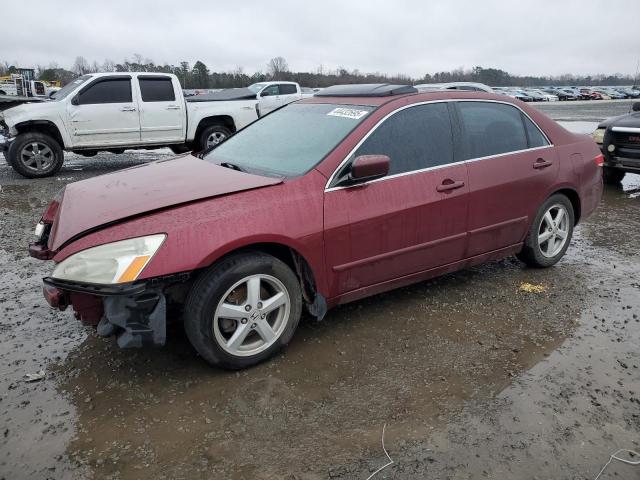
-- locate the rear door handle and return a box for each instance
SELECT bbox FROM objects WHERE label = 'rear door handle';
[120,106,137,112]
[166,105,181,110]
[436,179,465,192]
[533,158,553,169]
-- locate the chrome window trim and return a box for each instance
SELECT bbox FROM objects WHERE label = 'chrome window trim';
[324,98,553,192]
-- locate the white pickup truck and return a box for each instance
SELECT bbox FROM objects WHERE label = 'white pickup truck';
[0,72,305,178]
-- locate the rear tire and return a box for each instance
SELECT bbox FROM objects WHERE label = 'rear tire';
[197,124,231,152]
[517,194,574,268]
[7,132,64,178]
[603,167,625,185]
[183,252,302,369]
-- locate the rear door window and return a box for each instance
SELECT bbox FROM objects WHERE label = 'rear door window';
[457,102,528,159]
[353,102,454,175]
[77,78,132,105]
[278,84,297,95]
[139,77,175,102]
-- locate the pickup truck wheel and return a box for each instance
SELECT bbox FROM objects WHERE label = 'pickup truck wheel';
[198,125,231,151]
[603,167,625,185]
[183,252,302,369]
[7,132,63,178]
[517,194,574,268]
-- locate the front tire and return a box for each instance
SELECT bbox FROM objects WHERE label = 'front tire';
[7,132,64,178]
[603,167,625,185]
[517,194,574,268]
[183,252,302,369]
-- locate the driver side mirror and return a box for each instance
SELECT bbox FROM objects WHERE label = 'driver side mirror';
[633,102,640,112]
[349,155,390,183]
[71,95,79,106]
[260,89,270,97]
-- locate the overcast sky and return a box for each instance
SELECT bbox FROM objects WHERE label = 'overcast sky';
[2,0,639,78]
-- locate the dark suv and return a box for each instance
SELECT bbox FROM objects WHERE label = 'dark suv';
[593,102,640,183]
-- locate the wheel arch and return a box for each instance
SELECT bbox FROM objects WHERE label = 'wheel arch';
[201,240,326,319]
[551,187,581,225]
[194,115,237,141]
[15,120,65,148]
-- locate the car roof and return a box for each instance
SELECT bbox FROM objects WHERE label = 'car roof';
[299,88,528,108]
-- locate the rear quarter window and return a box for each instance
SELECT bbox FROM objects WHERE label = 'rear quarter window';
[523,115,549,148]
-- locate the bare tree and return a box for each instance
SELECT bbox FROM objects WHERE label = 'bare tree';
[101,59,116,72]
[267,56,289,77]
[72,56,89,75]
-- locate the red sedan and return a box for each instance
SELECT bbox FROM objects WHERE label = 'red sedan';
[30,84,604,369]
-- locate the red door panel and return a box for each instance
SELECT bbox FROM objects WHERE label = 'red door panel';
[466,146,558,257]
[324,164,468,297]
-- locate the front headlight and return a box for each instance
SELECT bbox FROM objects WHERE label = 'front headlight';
[52,234,166,284]
[592,128,606,144]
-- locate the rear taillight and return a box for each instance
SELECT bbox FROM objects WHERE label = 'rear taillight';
[41,187,64,222]
[594,154,604,167]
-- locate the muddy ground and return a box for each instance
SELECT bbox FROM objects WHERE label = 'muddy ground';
[0,100,638,479]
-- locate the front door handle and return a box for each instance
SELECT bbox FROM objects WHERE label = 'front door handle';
[533,158,553,169]
[166,105,181,110]
[436,179,465,192]
[120,106,137,112]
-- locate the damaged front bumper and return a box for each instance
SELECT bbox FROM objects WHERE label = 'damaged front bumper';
[43,276,170,348]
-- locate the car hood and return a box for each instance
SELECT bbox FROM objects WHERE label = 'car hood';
[1,100,56,124]
[599,111,640,128]
[48,155,282,251]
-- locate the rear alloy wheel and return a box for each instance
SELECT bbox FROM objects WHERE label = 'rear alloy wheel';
[7,132,64,178]
[517,194,574,268]
[603,167,625,185]
[184,252,302,369]
[198,124,231,152]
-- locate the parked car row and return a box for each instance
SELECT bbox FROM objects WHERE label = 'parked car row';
[493,85,640,102]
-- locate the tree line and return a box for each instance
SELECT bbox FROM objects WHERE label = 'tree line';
[1,56,637,88]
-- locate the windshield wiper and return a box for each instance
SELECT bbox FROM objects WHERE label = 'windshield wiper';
[219,162,245,172]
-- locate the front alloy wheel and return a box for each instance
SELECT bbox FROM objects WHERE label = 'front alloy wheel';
[7,132,64,178]
[213,274,290,357]
[184,252,302,369]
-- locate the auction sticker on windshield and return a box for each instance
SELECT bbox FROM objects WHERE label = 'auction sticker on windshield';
[327,107,370,120]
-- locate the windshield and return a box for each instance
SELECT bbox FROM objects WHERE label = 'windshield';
[247,83,267,94]
[51,75,91,100]
[204,103,374,177]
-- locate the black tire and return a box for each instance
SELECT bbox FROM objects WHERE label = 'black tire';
[7,132,64,178]
[603,167,625,185]
[197,124,231,152]
[183,252,302,369]
[517,194,575,268]
[169,145,191,155]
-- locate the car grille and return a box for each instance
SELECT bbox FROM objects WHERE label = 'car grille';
[612,132,640,149]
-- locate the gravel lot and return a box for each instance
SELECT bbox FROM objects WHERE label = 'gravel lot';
[0,100,638,479]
